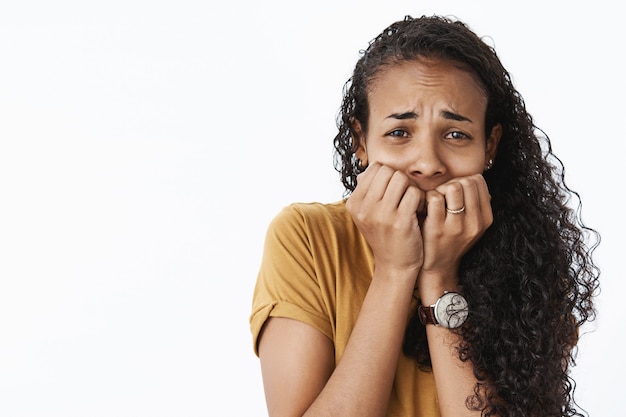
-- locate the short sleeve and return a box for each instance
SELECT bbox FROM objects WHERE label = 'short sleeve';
[249,205,333,356]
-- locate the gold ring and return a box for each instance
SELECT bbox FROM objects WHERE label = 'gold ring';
[446,206,465,214]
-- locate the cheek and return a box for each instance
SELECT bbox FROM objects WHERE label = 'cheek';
[445,154,485,176]
[367,151,409,171]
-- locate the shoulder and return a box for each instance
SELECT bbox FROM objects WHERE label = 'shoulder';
[270,200,350,234]
[263,199,360,257]
[277,199,349,218]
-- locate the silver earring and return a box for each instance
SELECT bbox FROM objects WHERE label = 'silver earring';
[485,159,494,170]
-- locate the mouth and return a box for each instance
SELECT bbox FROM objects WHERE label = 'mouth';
[416,199,428,218]
[417,209,427,225]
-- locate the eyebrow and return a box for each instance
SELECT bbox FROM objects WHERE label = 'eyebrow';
[386,110,473,123]
[441,110,473,123]
[386,111,418,120]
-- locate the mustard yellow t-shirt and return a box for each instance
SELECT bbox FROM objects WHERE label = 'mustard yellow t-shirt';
[250,200,439,417]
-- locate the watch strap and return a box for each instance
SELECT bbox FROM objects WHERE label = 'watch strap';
[417,303,437,325]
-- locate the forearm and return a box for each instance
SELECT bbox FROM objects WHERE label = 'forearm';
[420,279,482,417]
[427,325,481,417]
[305,268,416,417]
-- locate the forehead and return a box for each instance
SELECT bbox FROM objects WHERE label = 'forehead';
[367,58,488,110]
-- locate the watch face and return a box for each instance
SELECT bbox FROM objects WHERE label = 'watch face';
[434,292,469,329]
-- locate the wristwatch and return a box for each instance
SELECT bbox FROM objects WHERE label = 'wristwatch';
[418,291,469,329]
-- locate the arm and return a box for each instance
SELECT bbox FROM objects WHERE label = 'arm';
[259,268,416,417]
[418,174,494,416]
[259,163,424,417]
[258,317,335,417]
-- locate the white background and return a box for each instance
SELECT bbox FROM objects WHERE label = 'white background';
[0,1,622,416]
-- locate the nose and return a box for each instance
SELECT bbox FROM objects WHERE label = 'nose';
[407,136,445,180]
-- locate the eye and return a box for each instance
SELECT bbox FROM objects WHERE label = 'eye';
[445,130,471,140]
[387,129,409,138]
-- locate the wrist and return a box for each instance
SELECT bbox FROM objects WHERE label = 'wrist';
[372,263,421,284]
[418,291,469,329]
[417,271,459,305]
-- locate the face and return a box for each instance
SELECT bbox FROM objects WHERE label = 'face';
[354,58,501,191]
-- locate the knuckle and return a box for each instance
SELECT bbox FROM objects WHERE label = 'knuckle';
[405,186,420,199]
[457,177,472,188]
[377,164,389,172]
[391,170,409,186]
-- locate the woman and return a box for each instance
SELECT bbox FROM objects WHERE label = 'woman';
[250,15,599,417]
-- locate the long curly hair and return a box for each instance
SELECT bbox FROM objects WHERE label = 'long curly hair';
[333,15,600,417]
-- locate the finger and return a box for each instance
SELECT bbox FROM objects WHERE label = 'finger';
[397,185,425,216]
[383,171,411,208]
[350,162,381,200]
[350,163,389,205]
[362,164,396,203]
[454,175,493,231]
[473,174,491,206]
[424,189,446,224]
[473,174,493,225]
[435,181,465,218]
[456,177,479,215]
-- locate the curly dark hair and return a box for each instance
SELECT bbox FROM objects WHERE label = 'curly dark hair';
[332,15,600,417]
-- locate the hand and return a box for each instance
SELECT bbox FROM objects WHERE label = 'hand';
[346,163,426,277]
[418,174,493,292]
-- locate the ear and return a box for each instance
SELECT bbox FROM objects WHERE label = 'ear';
[485,123,502,166]
[352,119,368,167]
